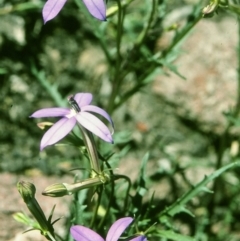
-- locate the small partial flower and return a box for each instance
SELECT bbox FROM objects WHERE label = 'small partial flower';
[70,217,147,241]
[30,93,114,151]
[42,0,106,24]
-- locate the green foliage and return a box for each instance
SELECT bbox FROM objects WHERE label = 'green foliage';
[2,0,240,240]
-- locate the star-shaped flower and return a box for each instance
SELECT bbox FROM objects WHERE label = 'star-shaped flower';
[30,93,114,151]
[70,217,147,241]
[42,0,106,24]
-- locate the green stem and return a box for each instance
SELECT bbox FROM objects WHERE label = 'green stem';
[74,0,113,66]
[46,232,57,241]
[97,161,114,229]
[114,174,132,214]
[162,6,202,59]
[90,187,103,228]
[159,161,240,219]
[107,0,125,113]
[209,11,240,222]
[135,0,157,47]
[234,14,240,117]
[31,67,66,107]
[79,126,101,174]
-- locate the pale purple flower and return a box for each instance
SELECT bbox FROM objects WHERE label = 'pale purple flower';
[30,93,114,151]
[70,217,147,241]
[42,0,106,24]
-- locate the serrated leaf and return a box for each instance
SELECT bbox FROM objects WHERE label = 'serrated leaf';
[158,59,186,80]
[156,230,196,241]
[159,161,240,221]
[178,206,195,217]
[200,186,213,193]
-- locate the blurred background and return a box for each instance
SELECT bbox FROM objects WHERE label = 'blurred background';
[1,0,240,240]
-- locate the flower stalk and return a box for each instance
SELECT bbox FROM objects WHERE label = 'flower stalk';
[79,125,101,174]
[17,181,56,240]
[43,175,110,197]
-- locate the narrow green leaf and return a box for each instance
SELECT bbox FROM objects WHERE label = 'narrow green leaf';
[156,230,196,241]
[159,161,240,219]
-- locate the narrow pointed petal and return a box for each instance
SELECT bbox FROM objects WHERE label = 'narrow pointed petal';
[130,236,147,241]
[76,112,113,143]
[30,108,70,118]
[82,0,106,21]
[70,225,104,241]
[40,117,76,150]
[42,0,67,24]
[106,217,133,241]
[82,105,114,129]
[74,93,92,107]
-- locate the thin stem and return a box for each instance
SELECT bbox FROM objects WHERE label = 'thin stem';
[234,14,240,117]
[109,3,202,113]
[214,12,240,177]
[159,161,240,219]
[113,174,132,214]
[46,232,57,241]
[97,161,115,229]
[207,12,240,226]
[78,125,101,174]
[107,0,125,113]
[31,67,66,107]
[135,0,157,48]
[54,233,65,241]
[74,0,113,66]
[162,5,202,59]
[90,187,103,228]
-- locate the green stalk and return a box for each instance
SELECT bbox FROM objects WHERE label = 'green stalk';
[97,161,114,230]
[159,161,240,220]
[135,0,158,47]
[107,0,125,113]
[78,125,101,174]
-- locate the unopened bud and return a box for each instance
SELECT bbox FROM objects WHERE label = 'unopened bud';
[17,181,36,202]
[43,175,110,197]
[202,1,218,16]
[42,183,69,197]
[17,181,54,236]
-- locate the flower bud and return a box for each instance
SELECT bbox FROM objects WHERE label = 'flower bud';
[17,181,36,202]
[17,181,54,236]
[42,183,69,197]
[43,175,110,197]
[202,1,218,16]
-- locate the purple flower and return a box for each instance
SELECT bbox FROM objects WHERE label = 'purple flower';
[42,0,106,24]
[70,217,147,241]
[30,93,114,151]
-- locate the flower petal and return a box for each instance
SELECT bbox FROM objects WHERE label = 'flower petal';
[74,93,93,107]
[129,236,147,241]
[106,217,133,241]
[82,0,106,21]
[76,112,113,143]
[42,0,67,24]
[40,117,76,150]
[70,225,104,241]
[82,105,114,129]
[30,108,70,118]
